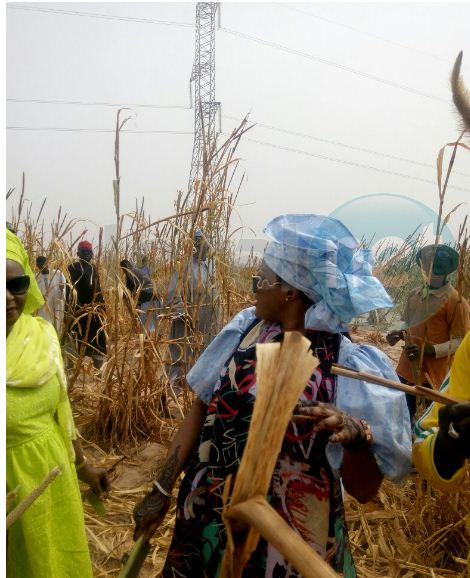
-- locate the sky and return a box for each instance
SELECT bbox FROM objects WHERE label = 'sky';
[6,1,470,246]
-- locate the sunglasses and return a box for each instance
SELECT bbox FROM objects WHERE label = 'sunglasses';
[7,275,30,295]
[252,275,282,293]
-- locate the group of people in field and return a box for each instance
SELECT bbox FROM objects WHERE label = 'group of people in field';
[6,212,470,578]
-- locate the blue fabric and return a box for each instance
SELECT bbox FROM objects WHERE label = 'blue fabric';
[187,307,411,484]
[138,299,160,332]
[187,307,256,404]
[327,338,412,484]
[263,214,393,332]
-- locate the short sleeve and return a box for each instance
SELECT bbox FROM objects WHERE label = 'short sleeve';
[186,307,257,404]
[448,296,470,338]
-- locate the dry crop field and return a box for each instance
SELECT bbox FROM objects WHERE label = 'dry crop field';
[7,120,469,577]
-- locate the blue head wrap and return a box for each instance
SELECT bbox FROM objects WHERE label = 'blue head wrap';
[263,214,393,332]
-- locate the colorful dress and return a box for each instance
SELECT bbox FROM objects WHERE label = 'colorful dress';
[6,314,93,578]
[162,320,356,578]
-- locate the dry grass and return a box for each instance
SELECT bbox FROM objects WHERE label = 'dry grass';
[7,113,469,577]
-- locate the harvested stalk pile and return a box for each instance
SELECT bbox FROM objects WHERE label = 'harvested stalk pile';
[221,332,321,578]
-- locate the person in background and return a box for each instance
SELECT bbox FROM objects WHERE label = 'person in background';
[36,255,66,335]
[387,244,469,423]
[413,330,470,572]
[6,229,109,578]
[120,259,161,333]
[165,230,220,387]
[65,240,107,370]
[133,214,411,578]
[137,254,151,277]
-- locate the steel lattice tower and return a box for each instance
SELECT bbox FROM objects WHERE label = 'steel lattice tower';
[188,2,220,193]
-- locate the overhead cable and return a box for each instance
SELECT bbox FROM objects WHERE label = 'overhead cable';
[219,26,448,103]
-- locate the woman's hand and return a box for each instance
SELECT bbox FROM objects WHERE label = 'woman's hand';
[77,463,110,497]
[386,330,404,346]
[405,343,435,360]
[293,402,368,448]
[133,487,172,540]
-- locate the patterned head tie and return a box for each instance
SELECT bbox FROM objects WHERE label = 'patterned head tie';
[263,214,393,332]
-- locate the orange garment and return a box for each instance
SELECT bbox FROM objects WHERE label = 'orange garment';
[396,283,470,387]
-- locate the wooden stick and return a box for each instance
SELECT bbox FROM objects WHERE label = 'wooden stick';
[6,466,62,529]
[225,496,339,578]
[331,365,463,405]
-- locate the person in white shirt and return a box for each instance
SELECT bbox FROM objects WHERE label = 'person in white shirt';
[36,255,66,335]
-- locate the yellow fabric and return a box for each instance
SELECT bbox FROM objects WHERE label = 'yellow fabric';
[6,313,76,461]
[6,229,45,314]
[413,331,470,489]
[6,357,92,577]
[413,331,470,574]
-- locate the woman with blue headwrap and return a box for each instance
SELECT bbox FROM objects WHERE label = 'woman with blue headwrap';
[133,214,411,577]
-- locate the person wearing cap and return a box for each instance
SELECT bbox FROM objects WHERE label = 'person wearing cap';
[64,240,107,370]
[165,230,221,387]
[35,255,66,335]
[6,229,109,577]
[133,214,411,577]
[387,244,470,422]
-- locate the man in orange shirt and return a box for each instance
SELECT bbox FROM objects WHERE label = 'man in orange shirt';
[387,244,469,423]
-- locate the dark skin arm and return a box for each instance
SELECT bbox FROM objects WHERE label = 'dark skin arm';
[72,439,110,496]
[133,396,207,539]
[433,403,470,479]
[294,402,383,503]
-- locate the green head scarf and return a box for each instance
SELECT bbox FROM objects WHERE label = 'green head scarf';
[6,229,45,314]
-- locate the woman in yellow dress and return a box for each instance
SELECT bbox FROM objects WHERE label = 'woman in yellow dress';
[6,229,109,577]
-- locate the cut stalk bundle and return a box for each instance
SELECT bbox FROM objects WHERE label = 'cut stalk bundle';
[220,331,321,578]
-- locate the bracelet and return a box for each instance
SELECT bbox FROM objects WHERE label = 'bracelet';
[75,456,88,471]
[344,419,374,452]
[153,480,172,497]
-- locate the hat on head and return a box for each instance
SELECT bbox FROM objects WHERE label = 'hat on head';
[263,214,393,332]
[416,244,459,276]
[78,240,93,251]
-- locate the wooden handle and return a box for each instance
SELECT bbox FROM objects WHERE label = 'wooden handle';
[331,365,462,405]
[6,466,62,530]
[225,496,339,578]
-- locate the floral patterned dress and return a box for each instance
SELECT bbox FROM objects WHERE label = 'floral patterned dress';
[162,320,356,578]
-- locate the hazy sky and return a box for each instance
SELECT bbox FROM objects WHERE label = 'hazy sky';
[6,2,470,244]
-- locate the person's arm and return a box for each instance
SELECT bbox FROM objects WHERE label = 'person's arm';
[72,438,110,496]
[294,403,383,503]
[133,397,207,538]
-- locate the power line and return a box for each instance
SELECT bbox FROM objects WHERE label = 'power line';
[7,4,194,28]
[274,3,450,64]
[7,97,191,110]
[223,115,470,179]
[219,26,448,104]
[7,126,193,135]
[7,124,468,192]
[225,133,470,193]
